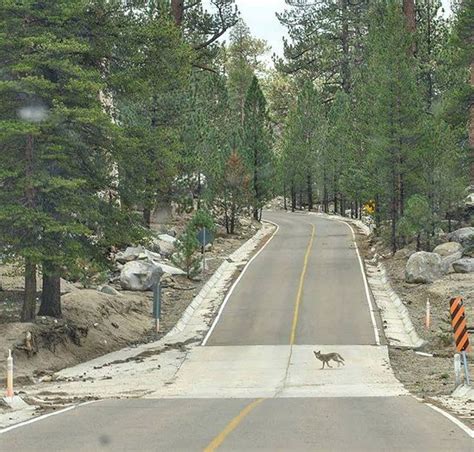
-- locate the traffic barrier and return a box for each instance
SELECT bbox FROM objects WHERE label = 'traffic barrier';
[450,297,471,386]
[450,297,470,353]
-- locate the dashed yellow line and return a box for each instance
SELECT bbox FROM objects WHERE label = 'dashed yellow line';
[204,222,315,451]
[290,223,316,345]
[203,398,264,452]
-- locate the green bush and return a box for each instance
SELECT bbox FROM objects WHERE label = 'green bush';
[188,209,216,234]
[171,226,202,279]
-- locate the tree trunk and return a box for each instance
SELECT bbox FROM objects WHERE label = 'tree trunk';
[291,182,296,212]
[403,0,416,55]
[21,259,37,322]
[143,208,151,229]
[340,0,351,93]
[470,61,474,185]
[307,173,313,211]
[230,199,236,234]
[403,0,416,32]
[299,190,303,210]
[171,0,184,26]
[22,133,37,322]
[38,264,61,318]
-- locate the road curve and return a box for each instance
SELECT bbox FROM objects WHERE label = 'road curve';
[1,211,472,451]
[207,211,379,345]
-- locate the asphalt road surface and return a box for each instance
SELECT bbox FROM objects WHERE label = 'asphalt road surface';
[1,211,472,451]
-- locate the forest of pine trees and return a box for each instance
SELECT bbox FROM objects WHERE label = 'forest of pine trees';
[0,0,472,320]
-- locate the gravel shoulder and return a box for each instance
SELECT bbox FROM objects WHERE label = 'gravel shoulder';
[355,229,473,428]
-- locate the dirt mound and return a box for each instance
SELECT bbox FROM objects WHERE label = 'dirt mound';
[0,289,154,382]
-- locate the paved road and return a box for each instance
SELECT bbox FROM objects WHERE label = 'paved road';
[1,211,472,451]
[207,212,377,345]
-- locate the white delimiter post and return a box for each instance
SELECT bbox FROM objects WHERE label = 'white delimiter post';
[454,353,462,387]
[6,349,13,399]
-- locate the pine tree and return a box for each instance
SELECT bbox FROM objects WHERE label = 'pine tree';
[277,0,369,97]
[242,77,274,221]
[110,6,192,227]
[355,2,423,252]
[0,0,143,318]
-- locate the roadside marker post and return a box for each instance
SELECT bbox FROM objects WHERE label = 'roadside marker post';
[153,282,161,338]
[197,227,214,278]
[454,353,462,387]
[6,349,13,399]
[449,296,471,386]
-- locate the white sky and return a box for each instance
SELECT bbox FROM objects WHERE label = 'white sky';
[205,0,453,61]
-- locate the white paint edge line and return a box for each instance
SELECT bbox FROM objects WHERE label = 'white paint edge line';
[0,400,98,435]
[337,219,381,346]
[425,403,474,439]
[201,220,280,346]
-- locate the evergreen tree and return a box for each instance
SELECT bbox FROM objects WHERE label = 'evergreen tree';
[110,5,192,227]
[277,0,368,97]
[0,0,142,318]
[242,77,274,221]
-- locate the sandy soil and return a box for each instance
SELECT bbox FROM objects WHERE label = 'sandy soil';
[0,218,261,384]
[360,234,473,400]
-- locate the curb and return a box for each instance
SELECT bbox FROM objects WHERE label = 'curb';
[366,261,426,349]
[166,222,275,338]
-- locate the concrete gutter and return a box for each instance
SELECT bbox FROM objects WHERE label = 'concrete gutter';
[366,262,426,349]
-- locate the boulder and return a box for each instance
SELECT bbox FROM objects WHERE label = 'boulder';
[60,278,78,294]
[441,252,463,274]
[405,252,443,284]
[116,246,146,264]
[155,239,175,258]
[433,242,463,257]
[453,258,474,274]
[465,192,474,208]
[158,234,177,244]
[156,263,186,276]
[393,248,414,260]
[148,237,162,254]
[99,285,122,296]
[144,250,162,263]
[120,261,163,291]
[448,227,474,247]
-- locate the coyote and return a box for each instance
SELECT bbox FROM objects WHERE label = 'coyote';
[313,350,345,369]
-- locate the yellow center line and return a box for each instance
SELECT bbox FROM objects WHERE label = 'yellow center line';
[204,222,315,451]
[203,398,264,452]
[290,223,316,345]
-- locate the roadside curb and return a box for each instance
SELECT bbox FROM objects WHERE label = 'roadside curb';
[366,262,426,349]
[167,222,275,337]
[48,221,276,381]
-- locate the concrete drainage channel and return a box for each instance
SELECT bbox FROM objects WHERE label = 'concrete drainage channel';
[365,261,426,349]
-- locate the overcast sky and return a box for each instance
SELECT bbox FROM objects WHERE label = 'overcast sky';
[205,0,453,62]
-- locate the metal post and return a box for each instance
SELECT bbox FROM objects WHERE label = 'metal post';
[153,282,161,339]
[454,353,462,387]
[6,349,13,399]
[202,227,206,277]
[461,351,471,386]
